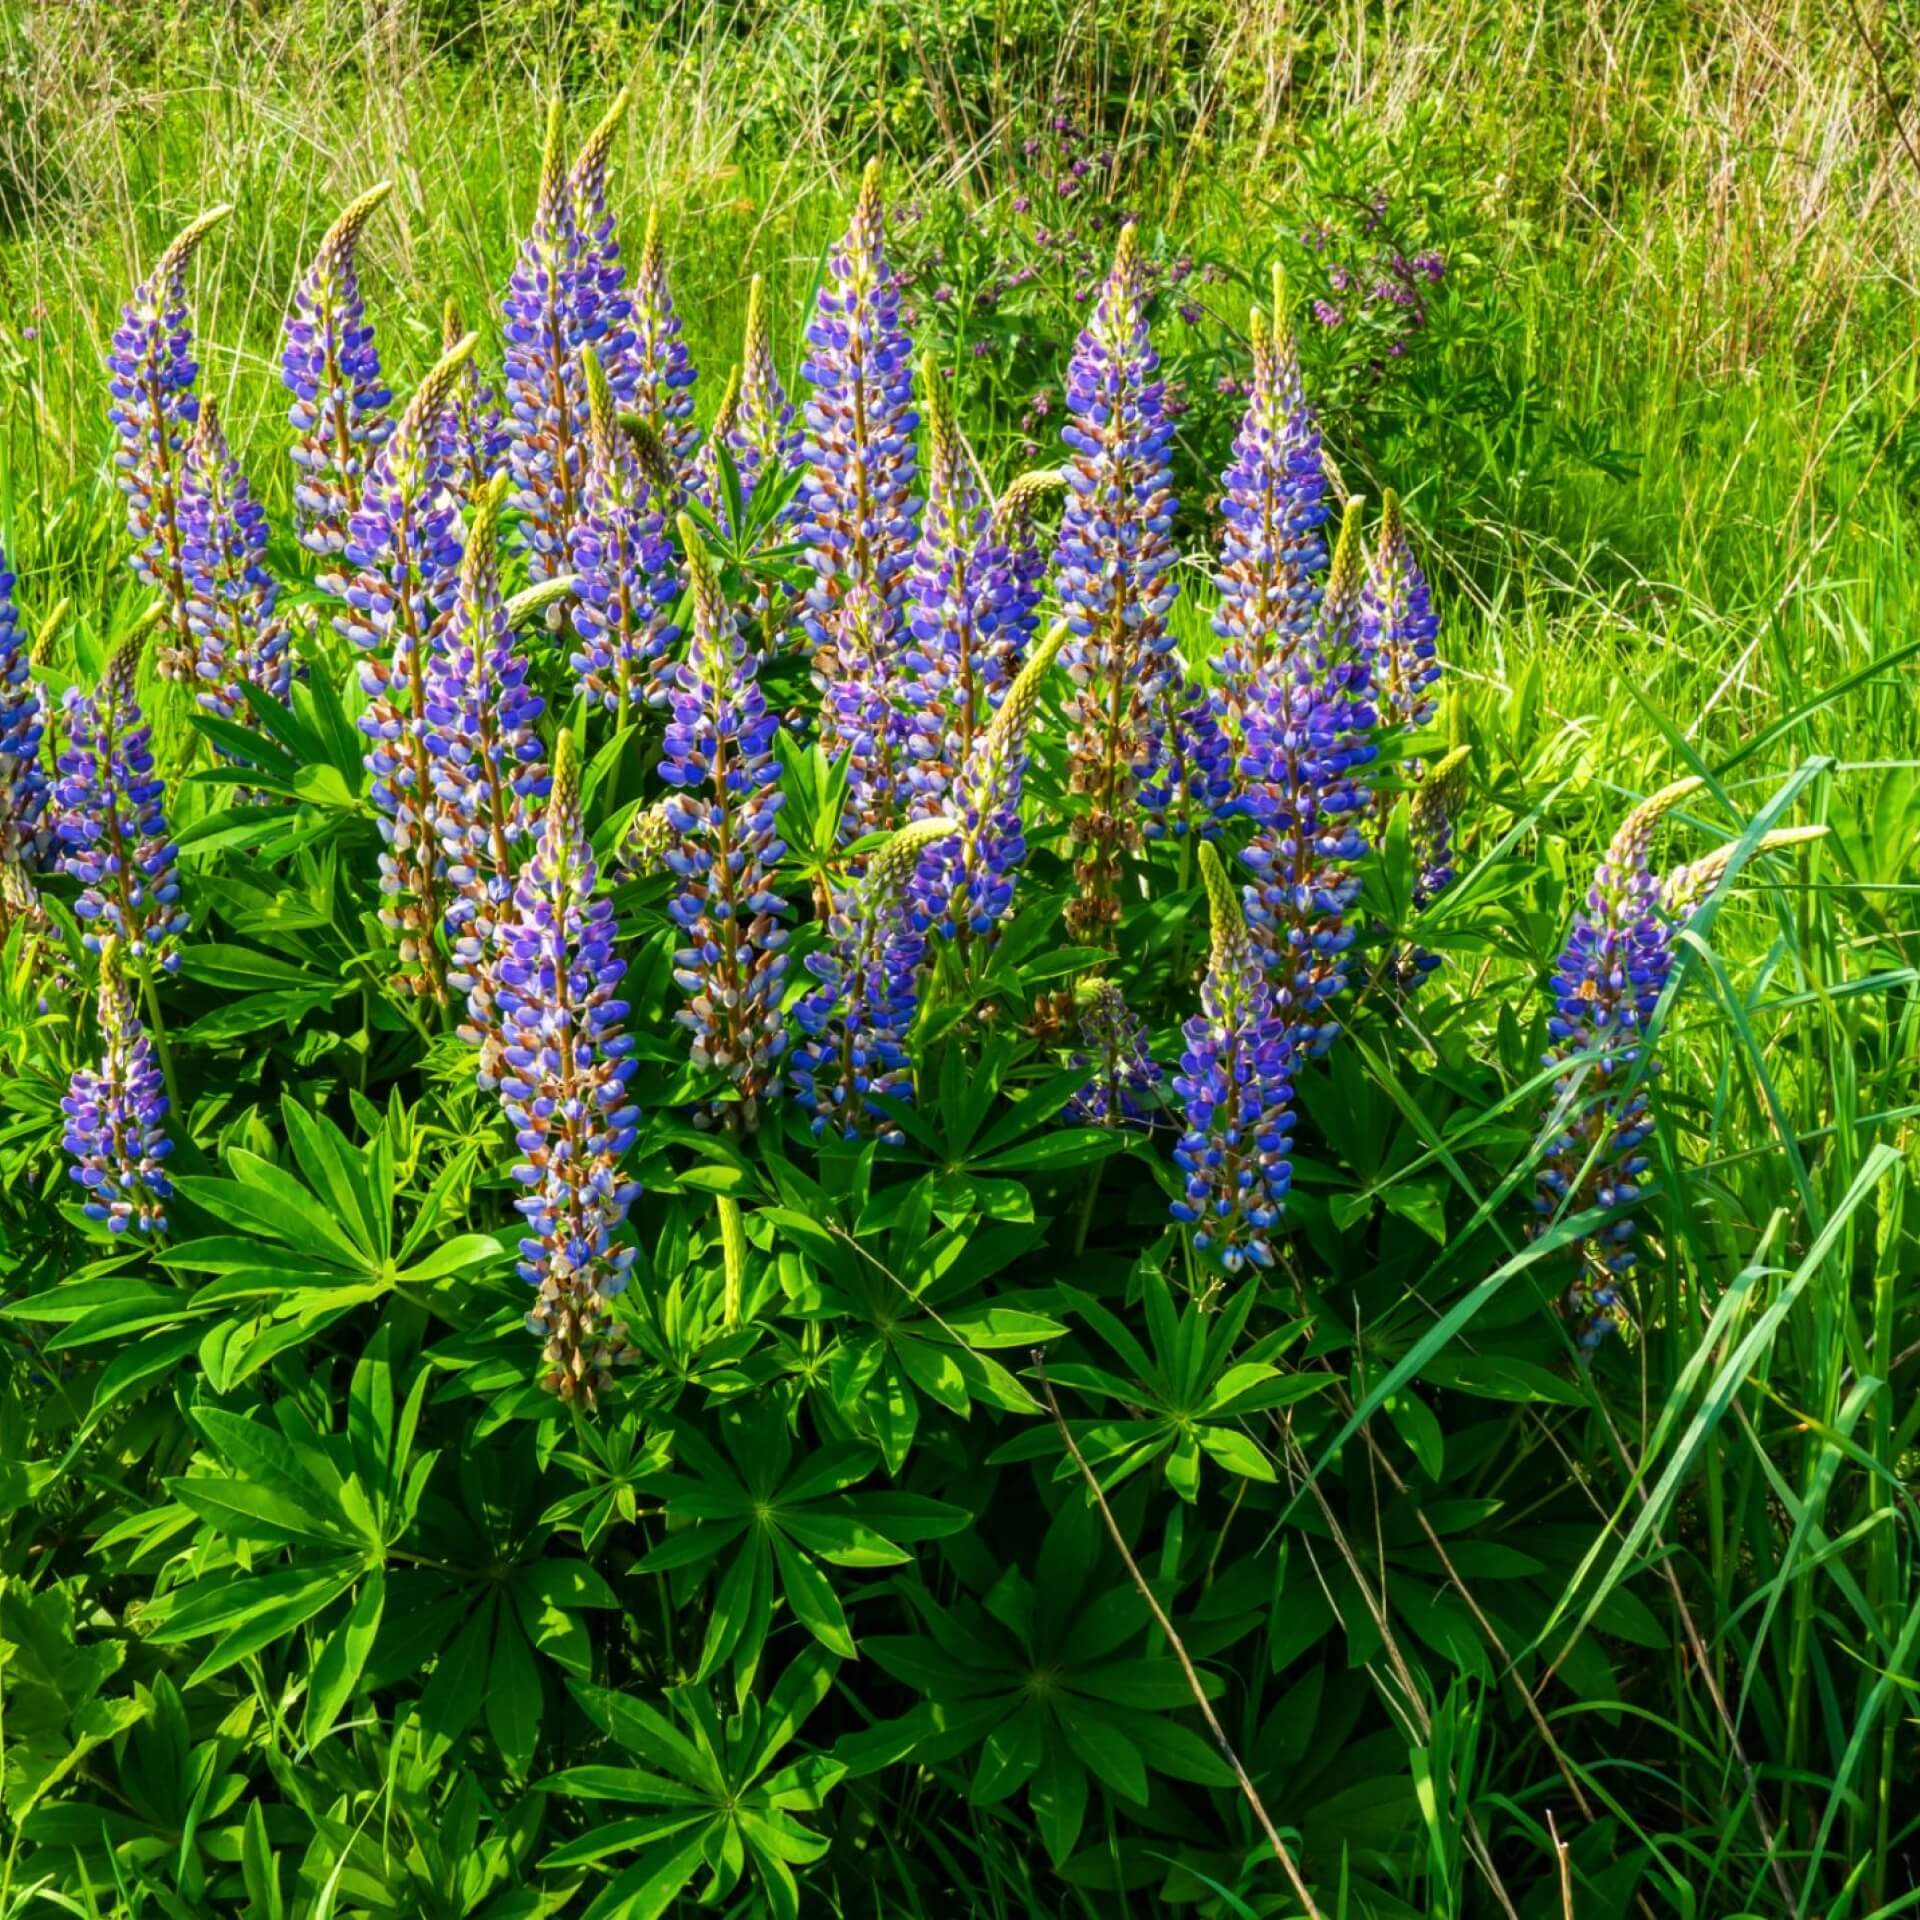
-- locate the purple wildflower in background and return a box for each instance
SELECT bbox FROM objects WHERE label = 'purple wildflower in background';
[425,475,549,1082]
[434,296,510,502]
[911,621,1067,944]
[623,210,698,482]
[659,522,790,1130]
[62,943,172,1236]
[1536,776,1700,1352]
[179,398,290,731]
[342,337,477,1000]
[0,548,48,871]
[569,347,681,721]
[106,206,230,682]
[54,635,186,972]
[791,815,955,1143]
[798,158,920,662]
[502,101,596,584]
[1053,223,1178,942]
[495,729,641,1405]
[1139,670,1233,841]
[1360,489,1441,731]
[1237,500,1378,1053]
[728,273,801,510]
[281,182,394,564]
[1215,270,1327,721]
[1171,841,1297,1270]
[1068,978,1163,1126]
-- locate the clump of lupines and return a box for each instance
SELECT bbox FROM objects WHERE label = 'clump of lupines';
[659,521,790,1129]
[569,348,681,719]
[728,274,800,509]
[502,101,595,584]
[1068,977,1164,1128]
[1139,669,1233,841]
[1236,498,1377,1053]
[495,729,641,1404]
[434,297,510,503]
[1214,269,1327,726]
[1171,841,1297,1271]
[623,210,698,482]
[0,548,48,870]
[61,941,172,1235]
[902,356,1026,814]
[911,621,1067,943]
[1361,489,1440,731]
[791,815,956,1142]
[1053,223,1179,942]
[179,398,290,729]
[54,634,186,972]
[425,474,549,1077]
[343,337,478,999]
[281,182,394,564]
[106,206,231,682]
[798,159,920,663]
[1537,776,1702,1351]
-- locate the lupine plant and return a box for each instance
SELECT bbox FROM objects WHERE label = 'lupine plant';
[61,939,172,1235]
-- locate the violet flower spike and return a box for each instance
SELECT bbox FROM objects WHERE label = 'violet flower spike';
[624,209,698,483]
[1360,488,1440,733]
[180,397,291,734]
[1068,976,1164,1127]
[568,88,636,400]
[729,273,800,509]
[282,182,394,565]
[62,942,172,1236]
[690,363,743,529]
[0,547,49,871]
[990,466,1064,659]
[494,728,641,1405]
[434,296,510,503]
[820,583,913,843]
[106,206,231,682]
[659,520,791,1130]
[798,158,921,661]
[1170,841,1296,1271]
[1053,223,1179,942]
[53,634,187,972]
[1392,742,1471,987]
[1139,667,1233,841]
[790,815,956,1143]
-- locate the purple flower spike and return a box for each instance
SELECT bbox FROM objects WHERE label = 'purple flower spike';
[54,635,187,972]
[434,297,510,503]
[1389,742,1471,988]
[1215,270,1327,723]
[180,398,290,733]
[426,474,549,1082]
[107,206,231,682]
[1171,841,1296,1271]
[502,101,595,585]
[0,548,49,871]
[62,943,172,1236]
[623,209,699,483]
[1068,978,1164,1127]
[282,183,394,565]
[568,88,637,392]
[798,159,921,660]
[911,621,1067,944]
[1053,224,1179,943]
[659,521,791,1130]
[495,728,641,1405]
[1361,489,1441,731]
[690,364,743,526]
[569,348,682,719]
[1236,499,1377,1054]
[990,467,1063,659]
[343,337,479,1001]
[791,815,956,1143]
[1139,668,1233,841]
[821,583,913,843]
[729,274,800,509]
[1537,776,1701,1353]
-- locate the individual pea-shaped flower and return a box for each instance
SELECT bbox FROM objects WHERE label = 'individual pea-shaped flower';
[569,347,682,720]
[1053,224,1179,942]
[62,941,172,1236]
[1536,776,1701,1351]
[0,546,49,870]
[1067,976,1164,1127]
[622,209,699,482]
[54,634,186,972]
[728,273,800,509]
[1139,668,1233,841]
[1214,268,1326,723]
[658,520,791,1130]
[106,205,231,682]
[1360,488,1441,732]
[494,728,641,1405]
[434,296,510,503]
[1170,840,1297,1272]
[790,815,957,1143]
[179,397,291,731]
[798,158,920,659]
[1236,498,1377,1053]
[502,100,595,584]
[910,621,1066,944]
[281,182,394,563]
[424,473,549,1078]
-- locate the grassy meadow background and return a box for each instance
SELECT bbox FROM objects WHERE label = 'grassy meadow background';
[2,0,1918,1914]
